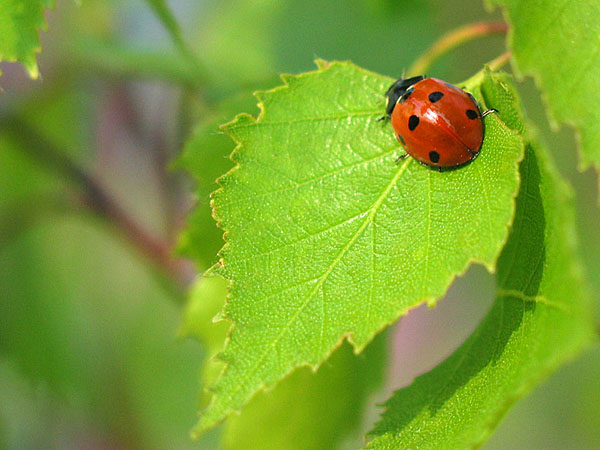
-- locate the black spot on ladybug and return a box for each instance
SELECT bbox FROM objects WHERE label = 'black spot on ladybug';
[399,87,414,104]
[408,115,419,131]
[428,91,444,103]
[429,151,440,163]
[398,134,405,145]
[466,109,479,120]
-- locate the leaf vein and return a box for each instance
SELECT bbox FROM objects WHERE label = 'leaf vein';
[559,43,600,99]
[496,289,569,313]
[227,110,383,129]
[230,209,367,266]
[223,146,398,207]
[226,158,413,401]
[519,0,572,59]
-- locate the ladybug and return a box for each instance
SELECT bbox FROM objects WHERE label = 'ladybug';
[383,75,497,170]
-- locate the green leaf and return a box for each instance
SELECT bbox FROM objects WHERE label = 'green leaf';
[0,0,55,78]
[0,216,209,449]
[366,143,596,450]
[365,94,596,449]
[176,92,260,269]
[180,276,388,448]
[179,90,390,446]
[224,334,387,450]
[69,37,202,88]
[195,61,525,433]
[0,128,67,246]
[177,123,235,269]
[179,277,231,369]
[487,0,600,185]
[193,0,434,91]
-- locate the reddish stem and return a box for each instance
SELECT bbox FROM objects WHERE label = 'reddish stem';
[0,116,195,293]
[409,22,509,76]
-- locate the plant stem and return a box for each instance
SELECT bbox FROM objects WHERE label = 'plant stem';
[487,51,512,72]
[0,116,195,295]
[144,0,209,85]
[69,38,205,88]
[408,22,509,76]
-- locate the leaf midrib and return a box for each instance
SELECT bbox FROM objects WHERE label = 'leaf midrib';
[224,157,414,406]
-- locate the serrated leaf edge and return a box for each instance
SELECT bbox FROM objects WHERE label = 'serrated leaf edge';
[0,1,55,79]
[198,61,526,436]
[485,1,600,183]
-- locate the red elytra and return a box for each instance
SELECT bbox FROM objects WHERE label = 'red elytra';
[384,76,496,170]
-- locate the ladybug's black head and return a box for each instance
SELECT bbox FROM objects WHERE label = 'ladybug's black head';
[384,75,425,116]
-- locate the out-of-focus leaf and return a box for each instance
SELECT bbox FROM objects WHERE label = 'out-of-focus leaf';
[195,0,433,91]
[176,92,260,269]
[69,37,202,87]
[179,276,230,409]
[16,76,94,163]
[180,276,388,448]
[0,132,66,246]
[0,77,94,245]
[365,76,596,450]
[0,0,55,78]
[0,215,209,449]
[224,334,387,450]
[176,124,236,269]
[487,0,600,188]
[186,61,524,433]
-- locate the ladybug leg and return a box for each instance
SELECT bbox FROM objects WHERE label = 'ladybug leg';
[394,153,408,164]
[377,115,389,122]
[467,92,499,118]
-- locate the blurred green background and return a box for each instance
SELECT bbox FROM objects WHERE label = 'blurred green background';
[1,0,598,448]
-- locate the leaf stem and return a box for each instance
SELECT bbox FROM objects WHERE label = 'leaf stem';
[487,51,512,72]
[69,38,206,88]
[0,116,195,296]
[408,22,509,76]
[460,50,512,90]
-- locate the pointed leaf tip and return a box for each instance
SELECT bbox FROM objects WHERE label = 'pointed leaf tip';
[488,0,600,193]
[197,64,525,433]
[0,0,56,79]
